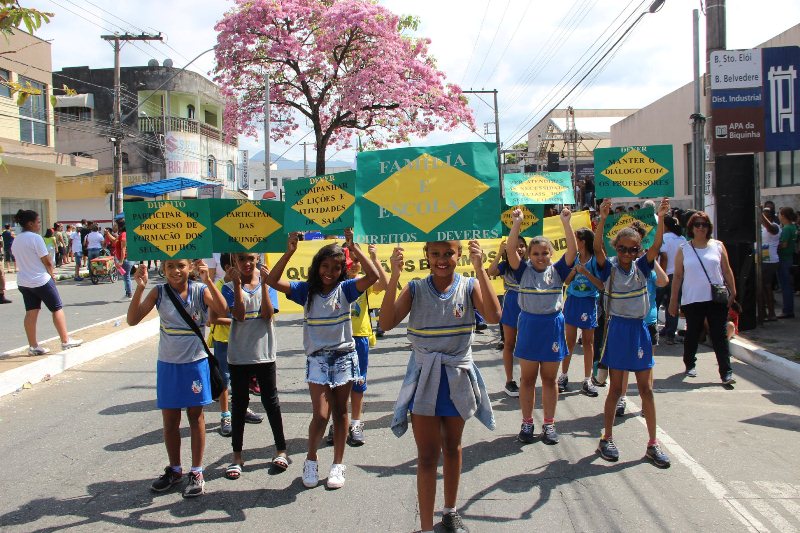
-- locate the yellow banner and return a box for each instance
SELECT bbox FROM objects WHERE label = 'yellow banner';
[269,211,591,313]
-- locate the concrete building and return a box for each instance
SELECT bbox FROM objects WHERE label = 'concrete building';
[52,62,241,223]
[0,30,97,230]
[611,23,800,209]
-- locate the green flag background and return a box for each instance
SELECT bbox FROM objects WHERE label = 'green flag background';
[125,200,213,260]
[283,171,356,233]
[601,206,658,257]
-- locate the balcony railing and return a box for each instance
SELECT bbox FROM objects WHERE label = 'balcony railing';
[138,116,237,146]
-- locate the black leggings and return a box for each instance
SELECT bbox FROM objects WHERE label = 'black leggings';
[229,362,286,453]
[681,300,732,378]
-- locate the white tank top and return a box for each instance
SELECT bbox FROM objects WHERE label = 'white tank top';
[680,240,725,305]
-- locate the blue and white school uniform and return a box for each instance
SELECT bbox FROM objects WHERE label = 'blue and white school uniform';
[391,274,494,431]
[497,261,522,328]
[513,256,573,362]
[563,254,600,329]
[288,278,362,387]
[598,256,655,372]
[155,281,212,409]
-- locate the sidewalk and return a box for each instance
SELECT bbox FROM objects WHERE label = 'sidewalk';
[4,262,90,291]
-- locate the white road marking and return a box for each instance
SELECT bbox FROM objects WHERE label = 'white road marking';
[730,481,797,533]
[626,397,769,533]
[754,481,800,521]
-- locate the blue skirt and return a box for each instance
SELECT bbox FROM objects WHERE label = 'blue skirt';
[409,364,460,417]
[600,316,654,372]
[514,311,567,362]
[156,358,213,409]
[500,290,521,328]
[563,294,598,329]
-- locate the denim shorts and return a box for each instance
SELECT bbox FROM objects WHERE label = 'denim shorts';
[306,349,359,388]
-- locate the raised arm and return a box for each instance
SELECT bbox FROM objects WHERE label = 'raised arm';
[259,264,275,320]
[197,259,227,317]
[487,240,505,277]
[468,240,502,324]
[348,241,379,293]
[506,209,525,271]
[378,246,412,331]
[229,268,245,322]
[575,262,605,292]
[127,264,158,325]
[646,198,670,264]
[368,244,389,292]
[653,259,669,288]
[594,199,611,269]
[668,248,684,318]
[265,232,298,295]
[560,207,577,266]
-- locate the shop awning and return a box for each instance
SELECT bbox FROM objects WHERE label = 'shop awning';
[123,177,213,197]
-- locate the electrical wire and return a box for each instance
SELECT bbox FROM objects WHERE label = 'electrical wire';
[483,0,536,84]
[459,0,492,85]
[468,0,512,88]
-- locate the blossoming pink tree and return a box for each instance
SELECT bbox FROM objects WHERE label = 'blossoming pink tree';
[214,0,474,175]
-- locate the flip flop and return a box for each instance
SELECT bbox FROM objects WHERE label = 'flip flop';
[272,455,289,471]
[225,463,243,480]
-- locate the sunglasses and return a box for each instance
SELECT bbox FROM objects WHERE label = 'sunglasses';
[692,221,710,228]
[615,245,641,255]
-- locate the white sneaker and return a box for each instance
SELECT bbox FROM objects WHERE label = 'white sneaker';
[302,459,318,488]
[28,345,50,356]
[61,337,83,350]
[326,463,346,489]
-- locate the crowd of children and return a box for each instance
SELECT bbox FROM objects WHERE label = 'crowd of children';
[128,196,715,533]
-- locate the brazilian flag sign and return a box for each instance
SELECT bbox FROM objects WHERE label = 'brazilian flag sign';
[594,145,674,198]
[283,171,355,233]
[500,202,544,238]
[354,142,501,243]
[211,199,287,253]
[126,200,213,260]
[601,206,657,257]
[503,171,574,205]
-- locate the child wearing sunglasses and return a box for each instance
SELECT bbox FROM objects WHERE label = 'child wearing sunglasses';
[593,198,672,469]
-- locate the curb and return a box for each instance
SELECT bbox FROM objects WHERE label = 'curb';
[0,317,159,398]
[4,271,89,292]
[730,337,800,390]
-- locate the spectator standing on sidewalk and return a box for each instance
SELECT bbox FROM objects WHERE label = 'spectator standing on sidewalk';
[658,215,686,344]
[84,224,104,263]
[0,268,10,304]
[111,219,132,298]
[3,224,16,273]
[54,224,66,267]
[759,207,781,321]
[777,207,797,319]
[10,209,83,356]
[78,220,90,268]
[69,225,84,281]
[43,229,56,267]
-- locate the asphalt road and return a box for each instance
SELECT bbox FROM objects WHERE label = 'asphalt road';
[0,276,151,354]
[0,316,798,532]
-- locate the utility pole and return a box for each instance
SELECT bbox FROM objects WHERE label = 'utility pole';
[463,89,502,193]
[301,142,313,178]
[101,33,162,216]
[691,9,706,211]
[704,0,725,224]
[263,77,272,193]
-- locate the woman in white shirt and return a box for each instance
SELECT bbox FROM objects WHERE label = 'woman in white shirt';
[10,209,82,356]
[669,212,737,385]
[759,208,781,321]
[84,224,105,262]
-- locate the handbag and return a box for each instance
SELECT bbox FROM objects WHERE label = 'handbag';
[163,284,225,400]
[690,243,730,305]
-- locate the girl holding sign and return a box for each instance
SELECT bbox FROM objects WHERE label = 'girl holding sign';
[507,208,577,445]
[593,198,671,468]
[380,239,501,533]
[127,259,228,497]
[266,233,379,490]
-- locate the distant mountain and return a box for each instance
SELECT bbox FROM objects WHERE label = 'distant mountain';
[249,150,353,170]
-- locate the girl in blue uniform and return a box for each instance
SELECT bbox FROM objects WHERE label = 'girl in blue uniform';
[593,198,672,468]
[127,259,228,498]
[266,233,379,490]
[558,227,601,397]
[507,208,577,445]
[487,237,527,397]
[381,239,501,533]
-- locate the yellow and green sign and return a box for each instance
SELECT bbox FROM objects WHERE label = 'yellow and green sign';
[284,170,355,233]
[126,200,213,260]
[503,171,574,205]
[601,206,657,256]
[211,199,287,253]
[594,145,674,198]
[500,202,544,238]
[354,142,501,243]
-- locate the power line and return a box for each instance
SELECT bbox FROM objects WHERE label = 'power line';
[469,0,512,88]
[459,0,492,85]
[483,0,536,84]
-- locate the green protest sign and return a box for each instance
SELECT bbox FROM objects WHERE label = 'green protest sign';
[503,171,574,205]
[594,145,674,198]
[500,202,544,238]
[601,206,657,257]
[126,200,213,260]
[354,142,501,243]
[283,171,355,233]
[211,199,287,253]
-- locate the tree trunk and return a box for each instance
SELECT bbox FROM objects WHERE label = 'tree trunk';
[315,138,326,176]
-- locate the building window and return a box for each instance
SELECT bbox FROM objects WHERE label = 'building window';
[0,69,10,98]
[226,161,235,185]
[766,151,800,187]
[187,104,195,120]
[18,76,47,145]
[271,177,278,188]
[207,155,217,179]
